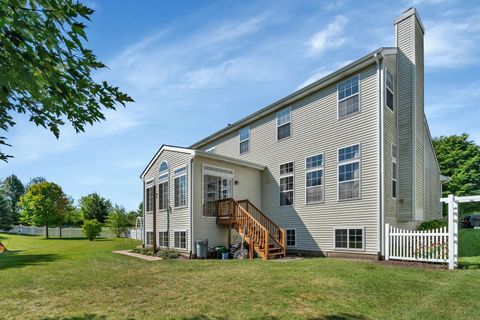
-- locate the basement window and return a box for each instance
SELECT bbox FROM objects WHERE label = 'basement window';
[334,228,364,250]
[286,229,296,247]
[174,231,186,249]
[159,231,168,247]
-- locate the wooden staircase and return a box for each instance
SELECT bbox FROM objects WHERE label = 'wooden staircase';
[216,198,286,260]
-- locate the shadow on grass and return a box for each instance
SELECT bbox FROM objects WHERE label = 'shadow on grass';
[42,315,107,320]
[0,250,62,270]
[181,314,367,320]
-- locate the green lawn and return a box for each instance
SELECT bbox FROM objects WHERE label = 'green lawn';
[1,234,479,320]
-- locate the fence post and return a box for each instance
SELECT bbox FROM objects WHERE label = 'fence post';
[384,223,390,260]
[448,194,457,270]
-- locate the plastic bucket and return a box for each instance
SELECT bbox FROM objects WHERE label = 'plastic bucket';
[221,252,229,260]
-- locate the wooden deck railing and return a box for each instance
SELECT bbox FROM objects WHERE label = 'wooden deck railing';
[216,198,286,259]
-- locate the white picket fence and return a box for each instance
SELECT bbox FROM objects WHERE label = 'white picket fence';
[385,225,449,263]
[7,225,142,240]
[385,194,461,270]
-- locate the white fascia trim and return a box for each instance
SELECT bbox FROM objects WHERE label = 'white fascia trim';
[140,145,195,179]
[194,150,265,171]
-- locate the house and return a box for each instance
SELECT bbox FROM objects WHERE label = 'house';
[140,8,442,260]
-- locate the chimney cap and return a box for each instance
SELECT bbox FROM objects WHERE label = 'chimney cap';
[394,7,425,34]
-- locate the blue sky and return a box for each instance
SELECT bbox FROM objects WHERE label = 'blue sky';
[1,0,479,210]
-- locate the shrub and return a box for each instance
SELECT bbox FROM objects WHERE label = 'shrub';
[131,247,180,259]
[82,219,102,241]
[418,218,448,231]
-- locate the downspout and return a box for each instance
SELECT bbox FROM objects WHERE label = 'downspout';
[189,157,194,258]
[374,53,384,259]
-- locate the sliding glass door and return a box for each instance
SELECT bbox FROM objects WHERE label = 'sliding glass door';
[203,175,233,217]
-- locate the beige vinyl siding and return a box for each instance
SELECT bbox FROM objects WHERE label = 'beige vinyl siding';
[191,156,262,252]
[423,121,442,220]
[396,14,415,221]
[200,65,380,255]
[383,54,398,226]
[414,18,425,220]
[143,150,192,251]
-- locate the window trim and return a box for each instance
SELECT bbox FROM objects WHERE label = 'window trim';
[285,228,297,248]
[145,185,154,214]
[337,74,361,120]
[173,230,187,250]
[145,231,153,246]
[158,180,168,211]
[173,165,188,209]
[158,230,169,247]
[276,106,292,141]
[391,144,397,200]
[239,126,250,154]
[385,67,394,112]
[279,161,294,207]
[304,153,325,204]
[333,226,366,252]
[337,144,362,201]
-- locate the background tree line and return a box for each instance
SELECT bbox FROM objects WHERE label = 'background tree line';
[0,175,141,239]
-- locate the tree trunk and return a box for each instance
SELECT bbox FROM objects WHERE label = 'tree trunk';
[45,224,49,239]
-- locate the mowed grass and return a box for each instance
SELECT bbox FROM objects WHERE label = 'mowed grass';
[0,234,479,320]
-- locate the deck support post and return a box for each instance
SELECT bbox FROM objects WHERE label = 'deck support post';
[153,184,157,252]
[227,225,231,248]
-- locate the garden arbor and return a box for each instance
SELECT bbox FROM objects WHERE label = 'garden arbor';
[441,194,480,269]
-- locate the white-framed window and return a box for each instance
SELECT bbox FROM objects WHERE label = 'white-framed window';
[239,126,250,154]
[338,75,360,119]
[174,166,187,208]
[277,107,291,140]
[392,144,397,199]
[338,144,361,200]
[305,154,324,203]
[386,68,394,111]
[280,161,294,206]
[146,231,153,246]
[158,231,168,247]
[145,185,154,213]
[206,147,216,154]
[286,229,296,247]
[334,227,364,250]
[158,161,168,210]
[174,231,187,249]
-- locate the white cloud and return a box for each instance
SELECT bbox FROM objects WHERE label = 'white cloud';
[424,16,480,68]
[297,60,353,90]
[308,15,348,55]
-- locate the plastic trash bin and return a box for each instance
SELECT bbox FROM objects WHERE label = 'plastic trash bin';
[196,240,208,259]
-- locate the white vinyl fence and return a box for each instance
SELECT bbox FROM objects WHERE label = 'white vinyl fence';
[385,225,449,263]
[385,194,464,270]
[7,225,142,240]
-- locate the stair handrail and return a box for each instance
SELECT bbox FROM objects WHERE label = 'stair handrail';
[216,198,270,257]
[237,199,286,250]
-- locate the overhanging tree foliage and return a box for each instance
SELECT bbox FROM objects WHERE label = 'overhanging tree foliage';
[0,0,133,161]
[433,133,480,213]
